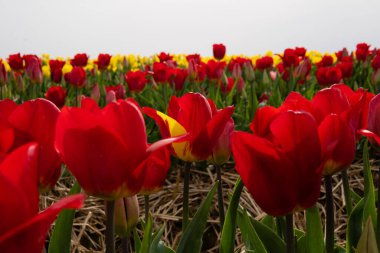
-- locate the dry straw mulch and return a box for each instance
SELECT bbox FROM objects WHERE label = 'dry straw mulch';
[41,159,374,253]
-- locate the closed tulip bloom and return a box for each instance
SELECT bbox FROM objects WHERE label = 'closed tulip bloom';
[125,70,147,92]
[7,99,62,191]
[45,86,67,108]
[55,98,185,199]
[366,93,380,142]
[0,143,85,253]
[24,55,43,84]
[70,53,88,67]
[114,195,139,238]
[157,52,173,63]
[153,62,169,83]
[66,67,86,88]
[144,93,234,162]
[231,110,322,216]
[213,44,226,60]
[95,53,112,70]
[355,43,370,61]
[49,59,66,83]
[7,53,24,72]
[172,68,188,91]
[255,56,273,71]
[0,60,8,86]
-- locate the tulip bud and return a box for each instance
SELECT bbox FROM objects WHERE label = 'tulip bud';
[243,61,255,82]
[213,44,226,60]
[106,90,116,104]
[0,60,8,86]
[114,195,139,238]
[14,72,25,92]
[91,83,100,103]
[209,119,234,165]
[25,55,43,84]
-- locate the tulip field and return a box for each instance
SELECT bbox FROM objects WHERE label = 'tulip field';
[2,43,380,253]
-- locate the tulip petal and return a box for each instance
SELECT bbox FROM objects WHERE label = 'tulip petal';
[359,129,380,146]
[0,194,85,253]
[191,106,234,160]
[368,93,380,136]
[231,131,298,216]
[281,92,312,112]
[250,106,279,137]
[318,114,356,175]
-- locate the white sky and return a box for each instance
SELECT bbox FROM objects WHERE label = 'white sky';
[0,0,379,58]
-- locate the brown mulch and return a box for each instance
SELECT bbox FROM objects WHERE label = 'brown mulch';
[40,159,374,253]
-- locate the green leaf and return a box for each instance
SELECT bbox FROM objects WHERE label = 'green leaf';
[261,215,276,231]
[357,217,379,253]
[156,241,175,253]
[48,181,81,253]
[176,182,218,253]
[140,215,153,253]
[305,205,325,253]
[249,213,286,253]
[219,178,244,253]
[346,198,364,253]
[237,209,268,253]
[133,228,142,253]
[363,140,377,231]
[296,235,307,253]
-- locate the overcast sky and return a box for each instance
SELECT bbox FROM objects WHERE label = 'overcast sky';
[0,0,379,58]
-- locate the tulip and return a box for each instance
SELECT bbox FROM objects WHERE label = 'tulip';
[153,62,169,83]
[24,55,43,84]
[355,43,370,61]
[0,60,8,87]
[55,98,185,199]
[7,98,62,191]
[0,143,85,253]
[95,53,112,70]
[114,195,139,238]
[105,84,126,99]
[213,43,226,60]
[295,47,307,58]
[205,59,226,81]
[70,53,88,67]
[255,56,273,71]
[45,86,67,108]
[231,110,322,216]
[125,70,147,92]
[143,92,234,162]
[157,52,173,63]
[65,66,86,88]
[49,59,66,83]
[171,68,188,91]
[281,48,299,68]
[7,53,23,72]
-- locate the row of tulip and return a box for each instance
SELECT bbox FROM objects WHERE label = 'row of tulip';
[0,44,380,253]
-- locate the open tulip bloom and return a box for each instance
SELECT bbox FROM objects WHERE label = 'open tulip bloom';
[55,97,187,200]
[143,92,234,162]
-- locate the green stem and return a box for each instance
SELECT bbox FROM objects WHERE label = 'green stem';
[182,162,191,231]
[285,214,295,253]
[341,170,352,216]
[105,200,115,253]
[215,164,225,227]
[377,167,380,248]
[121,236,130,253]
[325,175,335,253]
[144,195,149,223]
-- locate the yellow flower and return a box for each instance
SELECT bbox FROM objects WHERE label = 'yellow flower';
[42,65,50,77]
[62,62,73,75]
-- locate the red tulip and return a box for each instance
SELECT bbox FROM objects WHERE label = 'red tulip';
[255,56,273,71]
[24,55,43,84]
[125,70,147,92]
[105,84,126,99]
[49,59,66,83]
[372,54,380,70]
[355,43,370,61]
[367,93,380,140]
[70,53,88,67]
[186,54,201,64]
[153,62,170,83]
[0,143,84,253]
[95,53,112,70]
[316,66,342,87]
[282,48,299,68]
[7,53,24,72]
[336,60,353,79]
[231,110,322,216]
[213,44,226,60]
[205,59,226,81]
[335,48,350,61]
[316,55,334,68]
[55,98,185,199]
[171,68,188,91]
[0,60,7,86]
[295,47,307,58]
[45,86,67,108]
[157,52,173,63]
[144,93,234,162]
[65,66,86,88]
[7,99,62,191]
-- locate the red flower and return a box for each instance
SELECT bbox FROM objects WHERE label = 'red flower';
[0,99,17,160]
[355,43,370,61]
[144,93,234,162]
[95,54,112,70]
[70,53,88,67]
[282,48,299,68]
[228,57,251,72]
[49,59,66,83]
[316,55,334,68]
[7,53,23,72]
[213,44,226,60]
[231,110,322,216]
[295,47,307,58]
[125,70,147,92]
[255,56,273,70]
[153,62,169,83]
[6,99,62,191]
[186,54,201,64]
[45,86,67,108]
[157,52,173,63]
[335,48,349,61]
[316,66,342,86]
[0,60,7,86]
[205,59,226,81]
[24,55,43,84]
[371,54,380,70]
[105,84,126,99]
[55,98,184,199]
[172,68,188,91]
[336,60,353,79]
[0,143,84,253]
[276,63,289,81]
[65,67,86,88]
